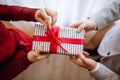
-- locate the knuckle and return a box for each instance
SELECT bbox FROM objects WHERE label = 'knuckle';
[52,12,57,17]
[33,53,38,57]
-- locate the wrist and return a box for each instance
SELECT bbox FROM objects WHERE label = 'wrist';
[89,62,99,72]
[88,17,98,30]
[88,61,97,71]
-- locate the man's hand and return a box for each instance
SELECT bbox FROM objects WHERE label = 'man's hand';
[70,51,97,71]
[70,19,96,32]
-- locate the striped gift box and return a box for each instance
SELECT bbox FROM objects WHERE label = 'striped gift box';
[32,23,84,56]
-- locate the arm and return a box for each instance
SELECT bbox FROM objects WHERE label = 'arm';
[91,0,120,29]
[70,0,120,32]
[70,51,120,80]
[0,4,57,27]
[0,23,49,79]
[0,4,37,21]
[0,45,50,80]
[0,50,32,80]
[90,63,120,80]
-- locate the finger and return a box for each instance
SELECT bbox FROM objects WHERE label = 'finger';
[40,9,51,27]
[69,56,78,63]
[69,55,84,66]
[37,18,47,27]
[78,52,90,65]
[83,51,89,57]
[42,15,51,28]
[76,23,86,32]
[35,10,49,27]
[37,54,50,60]
[70,54,81,63]
[34,45,43,56]
[45,8,57,26]
[69,56,76,60]
[70,21,83,28]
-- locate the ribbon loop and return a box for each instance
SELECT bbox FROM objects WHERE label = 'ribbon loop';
[45,27,68,53]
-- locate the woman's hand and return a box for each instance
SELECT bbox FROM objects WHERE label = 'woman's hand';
[70,51,97,71]
[35,8,57,27]
[27,45,50,62]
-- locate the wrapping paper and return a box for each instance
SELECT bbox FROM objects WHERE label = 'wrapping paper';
[32,24,84,56]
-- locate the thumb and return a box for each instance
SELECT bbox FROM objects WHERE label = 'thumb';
[78,52,97,70]
[76,23,86,32]
[78,52,90,65]
[37,54,50,60]
[83,51,89,57]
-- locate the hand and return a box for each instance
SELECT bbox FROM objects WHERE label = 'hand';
[70,51,97,71]
[35,8,57,27]
[27,45,50,62]
[70,19,96,32]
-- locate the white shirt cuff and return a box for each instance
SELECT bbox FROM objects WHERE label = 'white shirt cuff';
[90,62,100,73]
[88,17,98,30]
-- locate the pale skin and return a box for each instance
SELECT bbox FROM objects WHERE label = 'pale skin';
[27,45,50,62]
[27,8,57,62]
[70,19,97,71]
[70,19,96,32]
[70,51,97,71]
[35,8,57,27]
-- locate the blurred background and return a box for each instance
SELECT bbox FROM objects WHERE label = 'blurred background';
[0,0,113,80]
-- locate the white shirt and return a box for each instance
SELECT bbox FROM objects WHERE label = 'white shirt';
[98,21,120,56]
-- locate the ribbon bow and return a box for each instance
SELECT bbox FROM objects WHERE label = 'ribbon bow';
[45,27,68,53]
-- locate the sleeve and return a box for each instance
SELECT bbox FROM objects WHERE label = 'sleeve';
[0,4,38,21]
[0,50,32,80]
[0,21,9,45]
[90,63,120,80]
[90,0,120,30]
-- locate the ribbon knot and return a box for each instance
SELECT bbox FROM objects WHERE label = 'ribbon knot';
[45,27,67,53]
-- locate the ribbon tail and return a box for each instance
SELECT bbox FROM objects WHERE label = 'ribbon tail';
[58,44,68,53]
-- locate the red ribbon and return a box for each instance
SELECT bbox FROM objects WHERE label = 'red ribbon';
[33,26,84,53]
[45,27,68,53]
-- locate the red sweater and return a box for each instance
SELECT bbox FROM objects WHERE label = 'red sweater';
[0,4,38,80]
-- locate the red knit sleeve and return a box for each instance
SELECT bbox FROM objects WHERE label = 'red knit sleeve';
[0,22,9,45]
[0,50,32,80]
[0,4,38,21]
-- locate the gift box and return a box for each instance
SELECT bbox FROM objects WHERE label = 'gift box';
[32,24,84,56]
